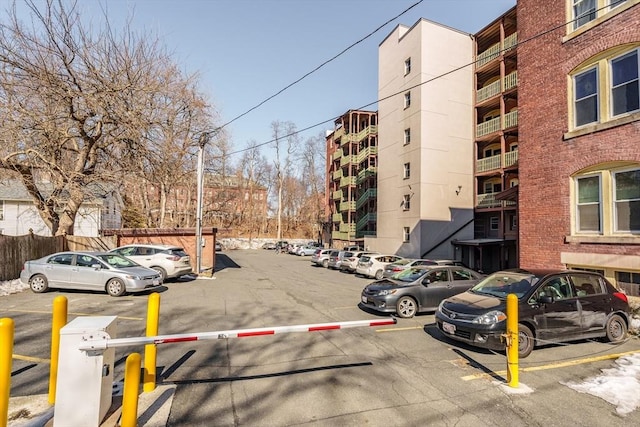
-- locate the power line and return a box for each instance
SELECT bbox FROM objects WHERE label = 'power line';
[220,2,628,159]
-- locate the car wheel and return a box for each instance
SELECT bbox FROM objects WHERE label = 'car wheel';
[396,296,417,318]
[374,269,384,280]
[605,314,627,343]
[517,324,534,358]
[29,274,49,293]
[106,278,126,297]
[322,259,328,268]
[152,266,167,281]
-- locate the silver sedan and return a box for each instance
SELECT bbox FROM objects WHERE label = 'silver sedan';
[20,251,162,297]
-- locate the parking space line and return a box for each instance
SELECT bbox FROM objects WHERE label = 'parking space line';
[376,326,423,333]
[460,349,640,381]
[13,354,50,364]
[5,308,143,321]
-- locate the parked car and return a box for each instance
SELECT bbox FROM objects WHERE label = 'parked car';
[435,269,630,358]
[339,251,379,273]
[356,254,404,279]
[297,246,318,256]
[275,241,289,252]
[382,258,447,278]
[361,265,483,318]
[262,242,277,250]
[20,251,162,297]
[311,248,333,268]
[215,241,223,251]
[327,250,348,270]
[109,244,192,281]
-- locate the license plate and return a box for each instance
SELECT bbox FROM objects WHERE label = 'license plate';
[442,322,456,334]
[361,295,368,304]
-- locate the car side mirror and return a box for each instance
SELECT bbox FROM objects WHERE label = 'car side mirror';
[538,295,553,304]
[423,279,431,285]
[91,264,102,270]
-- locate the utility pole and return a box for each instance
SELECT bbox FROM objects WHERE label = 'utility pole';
[195,132,210,275]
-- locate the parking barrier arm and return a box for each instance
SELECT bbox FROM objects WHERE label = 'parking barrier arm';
[78,318,397,352]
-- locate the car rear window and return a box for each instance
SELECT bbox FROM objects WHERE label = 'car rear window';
[360,256,371,262]
[168,248,188,257]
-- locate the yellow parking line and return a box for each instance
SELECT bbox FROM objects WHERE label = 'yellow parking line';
[461,349,640,381]
[13,354,50,364]
[5,308,143,321]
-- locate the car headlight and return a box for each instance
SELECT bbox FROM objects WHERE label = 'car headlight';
[438,300,445,312]
[472,310,507,325]
[378,289,398,296]
[125,275,142,280]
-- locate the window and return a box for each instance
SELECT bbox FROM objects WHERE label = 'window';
[573,0,596,29]
[402,195,411,211]
[611,50,639,116]
[573,165,640,236]
[403,226,410,242]
[613,169,640,232]
[576,174,602,232]
[490,217,499,231]
[452,269,474,280]
[404,128,411,145]
[403,162,410,179]
[569,46,640,131]
[404,58,411,75]
[404,91,411,108]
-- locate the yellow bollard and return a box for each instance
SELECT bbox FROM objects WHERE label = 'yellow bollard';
[48,296,68,404]
[143,292,160,393]
[506,293,519,388]
[121,353,141,427]
[1,318,15,427]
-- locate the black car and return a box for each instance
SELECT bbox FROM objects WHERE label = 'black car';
[360,265,483,318]
[435,269,630,358]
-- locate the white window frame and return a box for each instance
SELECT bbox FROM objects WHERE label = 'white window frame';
[490,216,499,231]
[404,58,411,76]
[404,128,411,145]
[403,162,410,179]
[402,194,411,211]
[403,226,410,242]
[404,91,411,109]
[576,173,603,233]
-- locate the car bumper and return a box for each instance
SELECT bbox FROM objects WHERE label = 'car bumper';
[355,267,372,277]
[435,312,506,351]
[166,266,193,279]
[360,294,397,314]
[125,277,162,292]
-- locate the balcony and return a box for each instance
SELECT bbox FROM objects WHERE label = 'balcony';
[476,111,519,138]
[340,201,356,211]
[340,155,356,167]
[476,150,519,173]
[332,230,350,240]
[477,80,501,103]
[332,149,343,161]
[356,188,377,209]
[340,133,356,146]
[339,222,356,233]
[332,169,343,180]
[477,192,517,208]
[356,213,377,230]
[504,70,518,91]
[504,32,518,53]
[332,213,342,222]
[332,189,343,200]
[356,146,378,164]
[334,126,344,139]
[357,166,377,183]
[477,43,500,68]
[340,176,356,187]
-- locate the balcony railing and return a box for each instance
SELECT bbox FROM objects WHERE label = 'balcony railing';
[477,192,517,208]
[477,43,500,67]
[332,149,343,161]
[332,230,349,240]
[357,166,377,183]
[356,213,377,230]
[340,155,356,167]
[332,189,343,200]
[476,150,519,173]
[504,32,518,52]
[334,126,344,139]
[339,201,356,211]
[332,169,343,180]
[339,222,356,233]
[356,188,377,209]
[504,150,518,167]
[477,80,501,103]
[340,176,356,187]
[504,70,518,91]
[332,213,342,222]
[356,146,378,164]
[504,110,518,128]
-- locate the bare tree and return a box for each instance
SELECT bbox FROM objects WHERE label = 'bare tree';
[300,132,327,241]
[271,120,299,240]
[237,140,270,239]
[0,0,214,235]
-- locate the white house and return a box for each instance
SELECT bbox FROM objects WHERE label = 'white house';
[0,180,122,237]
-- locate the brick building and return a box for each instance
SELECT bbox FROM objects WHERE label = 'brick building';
[517,0,640,293]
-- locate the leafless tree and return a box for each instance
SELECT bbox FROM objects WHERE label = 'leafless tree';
[0,0,216,234]
[271,120,299,240]
[299,132,327,240]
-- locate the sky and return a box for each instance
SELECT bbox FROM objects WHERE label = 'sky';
[11,0,517,161]
[2,276,640,414]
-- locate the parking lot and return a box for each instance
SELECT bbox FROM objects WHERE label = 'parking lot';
[4,249,640,426]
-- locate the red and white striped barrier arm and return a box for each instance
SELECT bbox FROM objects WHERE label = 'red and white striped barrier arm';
[78,318,397,351]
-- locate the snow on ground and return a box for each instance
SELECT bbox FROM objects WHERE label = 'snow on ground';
[0,278,29,296]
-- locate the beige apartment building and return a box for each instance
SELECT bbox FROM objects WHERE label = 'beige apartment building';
[366,19,475,263]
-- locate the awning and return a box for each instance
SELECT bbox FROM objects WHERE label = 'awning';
[494,185,518,201]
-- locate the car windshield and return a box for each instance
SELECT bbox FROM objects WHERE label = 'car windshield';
[97,254,140,268]
[470,272,538,298]
[390,259,414,267]
[393,267,428,283]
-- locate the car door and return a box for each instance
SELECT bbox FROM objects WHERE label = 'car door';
[529,275,582,341]
[43,253,74,287]
[569,273,609,334]
[419,268,454,309]
[449,267,481,295]
[69,254,105,290]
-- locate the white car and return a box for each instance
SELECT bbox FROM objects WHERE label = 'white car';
[109,244,193,281]
[356,254,404,279]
